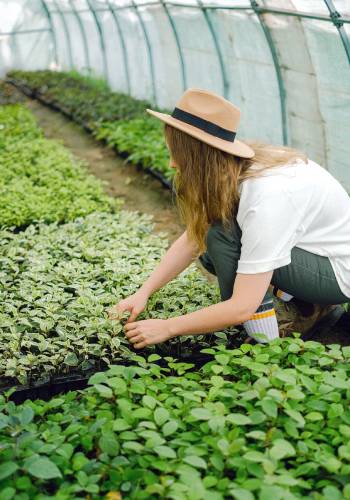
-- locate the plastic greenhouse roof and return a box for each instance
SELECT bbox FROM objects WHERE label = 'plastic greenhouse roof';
[0,0,349,190]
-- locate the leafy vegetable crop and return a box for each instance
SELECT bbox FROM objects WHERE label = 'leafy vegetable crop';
[7,70,173,181]
[94,117,171,179]
[0,210,231,387]
[1,340,350,499]
[0,81,25,105]
[7,70,153,128]
[0,105,117,229]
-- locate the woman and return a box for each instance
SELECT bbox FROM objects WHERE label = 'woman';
[109,88,350,349]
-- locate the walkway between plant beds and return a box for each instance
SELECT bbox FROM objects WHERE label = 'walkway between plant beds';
[24,98,350,346]
[25,98,183,242]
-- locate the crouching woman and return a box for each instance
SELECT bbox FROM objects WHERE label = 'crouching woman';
[109,88,350,348]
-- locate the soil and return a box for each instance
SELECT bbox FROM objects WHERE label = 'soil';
[21,98,350,346]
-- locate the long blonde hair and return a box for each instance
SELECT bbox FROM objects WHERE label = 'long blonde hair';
[164,123,307,254]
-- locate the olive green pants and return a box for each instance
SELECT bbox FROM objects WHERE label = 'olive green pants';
[199,220,349,306]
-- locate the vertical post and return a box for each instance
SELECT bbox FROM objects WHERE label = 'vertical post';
[68,0,91,72]
[86,0,109,81]
[51,0,74,68]
[159,0,187,92]
[250,0,288,145]
[40,0,59,66]
[196,0,230,99]
[130,0,158,107]
[106,0,131,94]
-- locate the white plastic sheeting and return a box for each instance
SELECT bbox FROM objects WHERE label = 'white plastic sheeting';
[0,0,349,190]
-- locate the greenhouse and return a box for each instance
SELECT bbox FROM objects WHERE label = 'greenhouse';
[1,1,350,498]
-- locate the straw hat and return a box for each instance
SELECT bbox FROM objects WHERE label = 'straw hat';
[146,88,255,159]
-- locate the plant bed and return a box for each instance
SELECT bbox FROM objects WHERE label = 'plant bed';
[1,339,350,498]
[0,81,25,105]
[0,104,118,229]
[6,70,175,186]
[0,210,237,389]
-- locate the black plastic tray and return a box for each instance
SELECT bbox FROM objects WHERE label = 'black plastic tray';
[0,346,214,404]
[7,80,173,191]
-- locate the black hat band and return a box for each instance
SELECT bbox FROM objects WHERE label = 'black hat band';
[171,107,236,142]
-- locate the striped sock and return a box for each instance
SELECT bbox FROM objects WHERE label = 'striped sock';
[243,299,279,343]
[272,286,294,302]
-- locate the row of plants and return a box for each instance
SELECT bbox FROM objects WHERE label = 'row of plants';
[1,339,350,499]
[0,104,117,229]
[6,70,174,181]
[0,81,25,106]
[0,209,232,388]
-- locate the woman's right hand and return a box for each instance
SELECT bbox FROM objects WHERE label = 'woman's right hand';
[108,289,149,324]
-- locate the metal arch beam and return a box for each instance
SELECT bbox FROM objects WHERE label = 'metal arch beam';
[250,0,288,145]
[85,0,109,81]
[130,0,158,107]
[4,0,47,69]
[159,0,187,93]
[105,0,131,94]
[68,0,91,72]
[51,0,74,68]
[323,0,350,65]
[39,0,59,65]
[196,0,229,99]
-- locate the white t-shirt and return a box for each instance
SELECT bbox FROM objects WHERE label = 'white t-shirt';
[236,158,350,299]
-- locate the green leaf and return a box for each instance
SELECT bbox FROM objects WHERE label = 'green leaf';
[0,462,18,480]
[162,420,178,436]
[183,455,207,469]
[107,377,127,394]
[143,395,157,410]
[19,406,34,425]
[64,352,79,366]
[215,354,229,365]
[270,439,296,460]
[26,456,62,479]
[305,411,323,421]
[190,408,212,420]
[284,409,305,427]
[261,399,278,418]
[230,489,255,500]
[227,413,251,425]
[0,487,16,500]
[154,446,176,459]
[94,384,113,399]
[99,432,120,456]
[243,451,266,462]
[154,407,169,426]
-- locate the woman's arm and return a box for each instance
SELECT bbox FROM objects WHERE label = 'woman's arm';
[139,230,198,297]
[124,270,274,348]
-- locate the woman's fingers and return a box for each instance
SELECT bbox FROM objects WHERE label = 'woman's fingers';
[108,301,130,319]
[125,329,140,340]
[127,308,140,324]
[129,334,144,344]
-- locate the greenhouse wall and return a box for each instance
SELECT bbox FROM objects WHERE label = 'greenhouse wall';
[1,0,349,191]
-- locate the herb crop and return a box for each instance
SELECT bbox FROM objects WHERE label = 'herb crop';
[1,340,350,498]
[7,70,174,181]
[0,210,231,387]
[0,105,117,229]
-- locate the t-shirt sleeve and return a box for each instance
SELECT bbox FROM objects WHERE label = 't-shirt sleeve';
[236,188,304,274]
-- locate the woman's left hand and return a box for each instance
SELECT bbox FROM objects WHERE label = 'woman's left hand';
[124,319,175,349]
